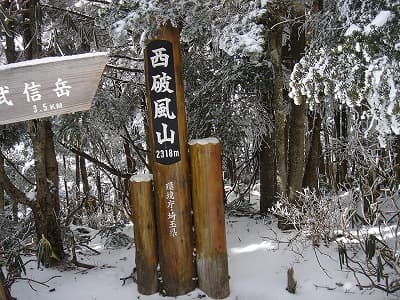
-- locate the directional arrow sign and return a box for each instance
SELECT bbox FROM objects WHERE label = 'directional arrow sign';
[0,52,108,125]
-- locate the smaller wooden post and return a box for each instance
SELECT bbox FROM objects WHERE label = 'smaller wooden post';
[189,138,230,299]
[130,174,158,295]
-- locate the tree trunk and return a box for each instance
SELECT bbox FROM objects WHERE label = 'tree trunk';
[73,154,81,224]
[63,156,70,216]
[303,114,322,189]
[28,120,65,261]
[20,0,64,261]
[124,141,136,174]
[288,100,305,201]
[96,169,105,213]
[5,30,16,64]
[113,177,119,223]
[394,135,400,185]
[96,168,104,213]
[80,157,90,202]
[268,26,287,197]
[0,182,3,213]
[80,156,95,225]
[259,132,276,213]
[226,153,237,186]
[75,154,81,202]
[12,200,18,224]
[335,107,348,185]
[123,142,135,220]
[284,17,306,202]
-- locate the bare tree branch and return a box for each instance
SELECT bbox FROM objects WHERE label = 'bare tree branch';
[58,141,130,179]
[41,3,95,20]
[110,54,143,62]
[106,64,143,73]
[0,149,33,207]
[0,151,35,186]
[83,0,112,4]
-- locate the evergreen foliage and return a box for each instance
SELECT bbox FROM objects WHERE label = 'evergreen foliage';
[290,0,400,146]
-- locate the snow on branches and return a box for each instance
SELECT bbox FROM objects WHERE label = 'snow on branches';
[109,0,268,61]
[289,0,400,146]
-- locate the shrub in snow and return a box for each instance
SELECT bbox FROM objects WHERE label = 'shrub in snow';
[272,188,400,293]
[98,224,126,238]
[104,232,133,249]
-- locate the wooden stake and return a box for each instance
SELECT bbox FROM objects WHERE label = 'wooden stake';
[144,22,196,296]
[130,175,158,295]
[189,138,230,299]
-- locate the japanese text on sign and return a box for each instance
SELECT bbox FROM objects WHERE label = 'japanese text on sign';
[146,40,181,165]
[166,181,178,238]
[0,77,71,114]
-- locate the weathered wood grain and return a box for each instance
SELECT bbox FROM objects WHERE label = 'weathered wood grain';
[189,139,230,299]
[130,176,159,295]
[144,24,196,296]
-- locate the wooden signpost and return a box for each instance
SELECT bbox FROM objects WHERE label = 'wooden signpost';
[0,52,108,124]
[130,174,158,295]
[144,23,196,296]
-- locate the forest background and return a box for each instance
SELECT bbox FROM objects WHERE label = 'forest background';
[0,0,399,298]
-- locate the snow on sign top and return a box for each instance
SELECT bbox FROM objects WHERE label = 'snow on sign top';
[130,173,153,182]
[0,52,108,72]
[0,52,108,125]
[188,137,220,145]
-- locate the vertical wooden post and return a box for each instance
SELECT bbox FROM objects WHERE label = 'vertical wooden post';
[130,174,158,295]
[189,138,230,299]
[144,22,196,296]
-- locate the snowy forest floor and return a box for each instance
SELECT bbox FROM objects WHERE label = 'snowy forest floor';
[12,192,398,300]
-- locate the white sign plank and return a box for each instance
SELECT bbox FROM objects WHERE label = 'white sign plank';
[0,52,108,125]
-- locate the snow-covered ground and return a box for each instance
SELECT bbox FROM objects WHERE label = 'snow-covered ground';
[11,192,395,300]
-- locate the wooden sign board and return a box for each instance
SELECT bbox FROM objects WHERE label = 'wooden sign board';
[146,40,181,165]
[0,52,108,125]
